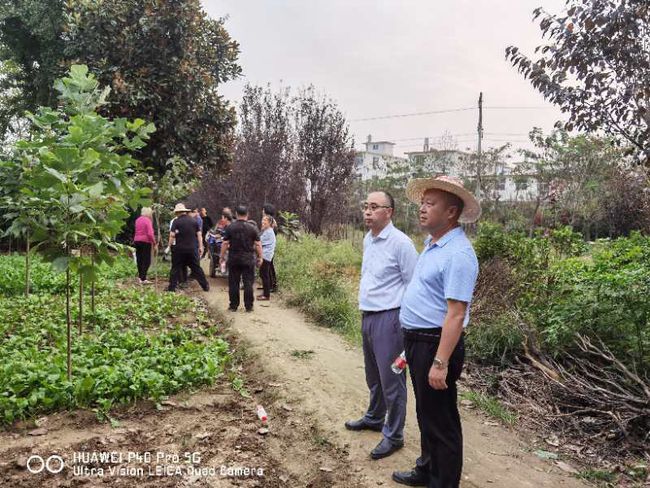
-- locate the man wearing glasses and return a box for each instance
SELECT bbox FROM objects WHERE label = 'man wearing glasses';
[345,191,418,460]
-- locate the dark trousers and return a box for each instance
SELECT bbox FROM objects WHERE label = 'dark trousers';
[134,242,152,281]
[169,249,209,291]
[259,259,272,297]
[208,242,220,277]
[270,258,277,291]
[404,329,465,488]
[228,260,255,310]
[361,309,407,443]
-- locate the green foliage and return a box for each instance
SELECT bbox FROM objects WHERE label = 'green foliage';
[465,313,524,365]
[472,223,650,373]
[460,390,517,425]
[63,0,240,175]
[0,287,229,424]
[277,211,302,241]
[0,0,66,137]
[2,64,154,277]
[0,254,135,296]
[275,235,362,342]
[0,1,241,175]
[507,2,649,163]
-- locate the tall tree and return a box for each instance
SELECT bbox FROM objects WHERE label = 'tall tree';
[0,0,66,138]
[506,1,650,164]
[0,0,240,175]
[295,86,356,234]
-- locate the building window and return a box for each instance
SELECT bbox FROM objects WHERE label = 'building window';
[515,178,529,191]
[496,176,506,191]
[372,144,379,151]
[372,156,379,168]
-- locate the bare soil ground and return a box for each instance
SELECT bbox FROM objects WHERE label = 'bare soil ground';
[0,275,592,487]
[202,278,591,488]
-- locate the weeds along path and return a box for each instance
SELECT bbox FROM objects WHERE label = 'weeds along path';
[206,278,590,488]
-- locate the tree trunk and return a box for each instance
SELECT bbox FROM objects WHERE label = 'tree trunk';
[78,266,83,334]
[91,251,96,317]
[66,261,72,381]
[25,233,30,297]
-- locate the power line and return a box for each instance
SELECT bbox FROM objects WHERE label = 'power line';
[350,105,555,122]
[350,107,474,122]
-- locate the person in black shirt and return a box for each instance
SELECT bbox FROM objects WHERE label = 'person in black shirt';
[220,205,263,312]
[167,203,210,292]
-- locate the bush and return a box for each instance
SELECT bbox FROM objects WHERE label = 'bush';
[466,312,525,365]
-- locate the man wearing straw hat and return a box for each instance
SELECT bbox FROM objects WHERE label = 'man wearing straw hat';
[391,176,480,488]
[167,203,210,293]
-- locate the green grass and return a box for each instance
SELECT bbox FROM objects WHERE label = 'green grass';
[460,390,517,425]
[577,469,616,484]
[290,349,315,359]
[275,235,362,343]
[0,287,230,424]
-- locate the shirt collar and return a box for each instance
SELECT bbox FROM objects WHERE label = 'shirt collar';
[371,222,394,241]
[424,226,463,249]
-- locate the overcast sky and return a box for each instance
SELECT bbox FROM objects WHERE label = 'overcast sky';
[202,0,568,158]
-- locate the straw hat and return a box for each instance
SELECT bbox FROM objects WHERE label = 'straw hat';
[405,175,481,223]
[173,203,191,213]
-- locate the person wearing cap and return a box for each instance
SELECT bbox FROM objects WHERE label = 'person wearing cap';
[345,191,418,460]
[392,176,480,488]
[166,203,210,292]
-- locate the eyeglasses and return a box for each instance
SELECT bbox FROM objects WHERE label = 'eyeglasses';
[361,203,392,212]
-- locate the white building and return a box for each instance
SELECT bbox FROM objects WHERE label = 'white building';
[354,135,407,181]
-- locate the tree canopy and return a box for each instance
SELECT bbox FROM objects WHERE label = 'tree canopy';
[506,0,650,164]
[0,0,240,175]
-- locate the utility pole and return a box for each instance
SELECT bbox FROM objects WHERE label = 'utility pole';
[476,92,483,201]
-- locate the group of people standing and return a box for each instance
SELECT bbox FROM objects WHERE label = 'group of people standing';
[347,175,480,488]
[132,202,278,310]
[133,174,480,487]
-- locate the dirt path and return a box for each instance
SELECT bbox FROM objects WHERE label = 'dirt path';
[205,277,591,488]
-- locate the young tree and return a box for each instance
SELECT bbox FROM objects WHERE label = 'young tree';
[519,128,622,237]
[506,1,650,164]
[10,64,153,378]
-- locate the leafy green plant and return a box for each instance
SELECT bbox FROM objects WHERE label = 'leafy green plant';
[277,211,302,241]
[0,287,230,424]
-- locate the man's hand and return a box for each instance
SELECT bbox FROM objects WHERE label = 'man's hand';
[199,246,204,257]
[428,364,448,390]
[256,257,263,267]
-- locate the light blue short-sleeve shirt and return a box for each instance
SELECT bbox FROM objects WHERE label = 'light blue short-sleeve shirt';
[400,227,479,329]
[260,228,276,261]
[358,222,419,311]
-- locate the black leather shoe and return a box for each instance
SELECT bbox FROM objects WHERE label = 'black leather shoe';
[391,469,428,486]
[370,438,403,460]
[344,418,382,432]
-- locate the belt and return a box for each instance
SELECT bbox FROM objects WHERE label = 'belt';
[402,328,443,342]
[361,307,400,317]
